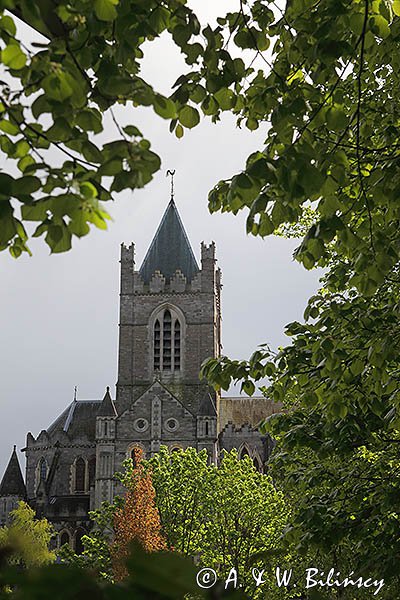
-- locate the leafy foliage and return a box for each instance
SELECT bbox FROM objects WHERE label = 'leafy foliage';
[0,501,55,568]
[0,542,245,600]
[144,447,294,599]
[0,0,204,256]
[194,0,400,588]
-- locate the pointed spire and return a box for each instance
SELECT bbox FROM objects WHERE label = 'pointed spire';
[97,386,118,417]
[198,392,217,417]
[139,199,199,284]
[0,447,26,498]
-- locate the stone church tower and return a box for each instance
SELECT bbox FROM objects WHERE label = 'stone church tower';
[0,197,281,550]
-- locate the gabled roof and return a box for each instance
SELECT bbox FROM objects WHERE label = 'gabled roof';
[0,446,26,498]
[97,387,118,417]
[139,199,199,284]
[47,400,101,440]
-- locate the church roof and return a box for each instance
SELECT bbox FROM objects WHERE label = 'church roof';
[47,400,101,440]
[0,446,26,498]
[97,387,118,417]
[139,199,199,284]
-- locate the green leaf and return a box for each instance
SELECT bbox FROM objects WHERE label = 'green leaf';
[394,0,400,16]
[0,120,19,135]
[94,0,118,21]
[42,73,73,102]
[175,124,184,139]
[0,173,14,195]
[370,15,390,38]
[21,202,49,221]
[76,109,103,133]
[80,182,98,199]
[0,15,16,36]
[327,107,348,132]
[12,176,41,196]
[45,224,72,253]
[1,44,26,70]
[123,125,142,137]
[82,141,103,164]
[149,6,170,34]
[153,95,177,119]
[178,106,200,129]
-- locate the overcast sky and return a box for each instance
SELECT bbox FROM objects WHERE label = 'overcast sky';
[0,1,321,477]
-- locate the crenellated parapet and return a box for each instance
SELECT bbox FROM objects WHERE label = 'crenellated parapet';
[170,269,187,293]
[133,271,144,293]
[149,270,166,293]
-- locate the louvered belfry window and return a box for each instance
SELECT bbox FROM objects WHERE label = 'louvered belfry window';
[153,308,182,372]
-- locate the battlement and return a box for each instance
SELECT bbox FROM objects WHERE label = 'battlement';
[201,241,216,262]
[170,269,187,293]
[120,242,134,263]
[149,271,166,293]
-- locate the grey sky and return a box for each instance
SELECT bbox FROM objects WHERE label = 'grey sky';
[0,1,321,476]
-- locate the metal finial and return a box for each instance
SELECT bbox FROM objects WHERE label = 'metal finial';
[74,385,78,401]
[166,169,175,201]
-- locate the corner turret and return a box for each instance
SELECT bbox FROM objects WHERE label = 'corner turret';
[0,446,26,525]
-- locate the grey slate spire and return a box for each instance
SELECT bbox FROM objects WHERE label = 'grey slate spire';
[0,446,26,498]
[139,200,199,284]
[97,386,118,417]
[198,392,217,417]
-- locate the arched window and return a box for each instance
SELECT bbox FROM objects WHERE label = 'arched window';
[253,456,263,473]
[60,531,70,547]
[163,310,172,370]
[154,319,161,370]
[240,446,250,459]
[75,458,86,493]
[39,457,47,482]
[174,320,181,370]
[152,307,183,373]
[88,457,96,487]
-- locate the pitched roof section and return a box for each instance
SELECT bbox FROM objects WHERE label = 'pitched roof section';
[47,400,101,440]
[139,200,200,284]
[97,387,118,417]
[0,446,26,498]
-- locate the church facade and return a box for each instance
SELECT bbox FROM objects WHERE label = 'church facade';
[0,199,280,550]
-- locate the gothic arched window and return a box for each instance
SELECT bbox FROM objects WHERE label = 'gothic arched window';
[60,531,70,548]
[154,319,161,370]
[253,456,263,473]
[75,458,86,493]
[174,320,181,370]
[163,310,172,370]
[152,307,183,373]
[240,446,250,460]
[39,457,47,482]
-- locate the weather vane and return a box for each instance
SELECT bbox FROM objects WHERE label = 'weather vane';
[166,169,175,201]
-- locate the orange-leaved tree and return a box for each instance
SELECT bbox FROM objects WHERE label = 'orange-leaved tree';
[111,447,166,580]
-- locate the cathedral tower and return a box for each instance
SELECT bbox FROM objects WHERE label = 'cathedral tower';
[114,199,221,463]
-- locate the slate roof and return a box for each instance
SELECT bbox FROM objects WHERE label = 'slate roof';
[47,400,101,440]
[139,199,199,284]
[0,446,26,498]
